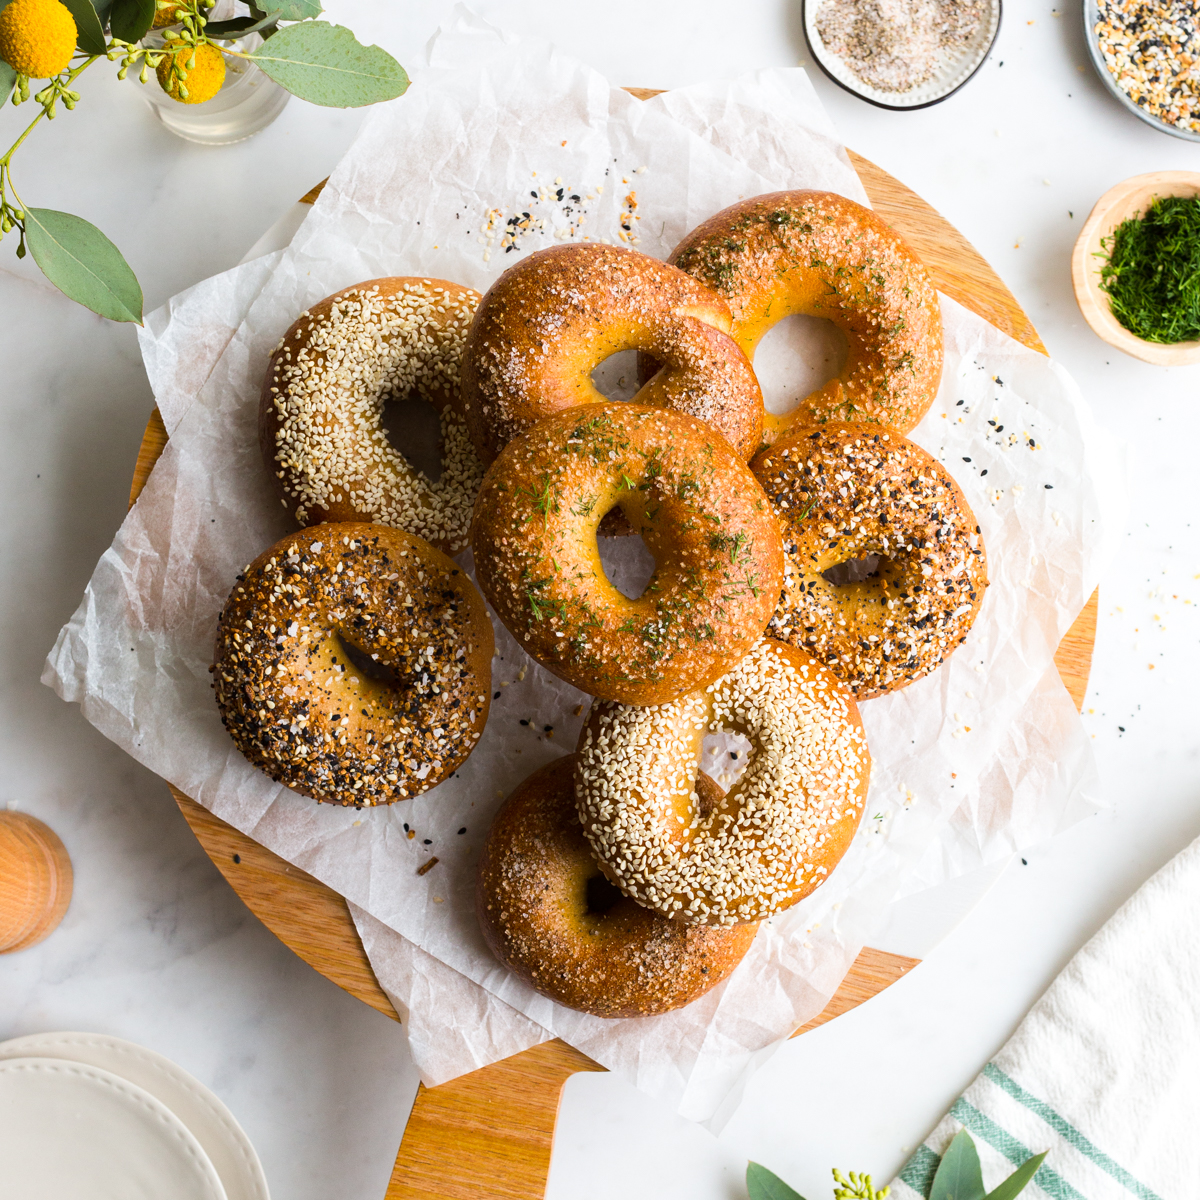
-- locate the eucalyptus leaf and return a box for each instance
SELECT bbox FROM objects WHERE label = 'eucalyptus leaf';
[205,11,280,37]
[247,21,407,107]
[984,1152,1047,1200]
[108,0,155,43]
[90,0,114,25]
[60,0,107,54]
[273,0,321,17]
[746,1162,808,1200]
[24,209,143,323]
[0,59,15,105]
[930,1131,986,1200]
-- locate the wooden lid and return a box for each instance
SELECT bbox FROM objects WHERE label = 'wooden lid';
[0,812,73,953]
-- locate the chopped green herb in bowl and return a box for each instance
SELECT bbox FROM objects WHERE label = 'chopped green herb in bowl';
[1098,194,1200,344]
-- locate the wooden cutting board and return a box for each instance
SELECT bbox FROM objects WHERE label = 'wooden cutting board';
[128,121,1097,1199]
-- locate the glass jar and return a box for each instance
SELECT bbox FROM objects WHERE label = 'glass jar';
[140,28,290,145]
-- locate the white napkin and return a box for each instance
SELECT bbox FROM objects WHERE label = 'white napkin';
[890,837,1200,1199]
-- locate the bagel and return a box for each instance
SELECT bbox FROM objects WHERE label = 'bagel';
[470,403,784,706]
[476,755,759,1017]
[260,278,484,555]
[212,523,493,806]
[668,190,943,442]
[575,637,870,926]
[752,424,987,698]
[460,244,763,464]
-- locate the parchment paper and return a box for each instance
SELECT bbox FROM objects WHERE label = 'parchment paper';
[45,9,1126,1121]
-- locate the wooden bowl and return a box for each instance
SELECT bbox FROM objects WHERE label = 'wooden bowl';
[1072,171,1200,366]
[0,812,73,953]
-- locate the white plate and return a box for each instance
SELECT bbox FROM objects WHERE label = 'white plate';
[0,1056,226,1200]
[803,0,1002,110]
[0,1033,267,1200]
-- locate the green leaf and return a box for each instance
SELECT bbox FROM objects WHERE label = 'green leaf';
[60,0,107,54]
[273,0,321,17]
[746,1162,808,1200]
[108,0,155,43]
[0,59,15,105]
[24,208,143,323]
[930,1131,987,1200]
[984,1152,1048,1200]
[247,21,407,107]
[205,11,281,37]
[90,0,114,25]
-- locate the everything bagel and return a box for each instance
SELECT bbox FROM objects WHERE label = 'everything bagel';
[752,424,988,698]
[212,523,493,806]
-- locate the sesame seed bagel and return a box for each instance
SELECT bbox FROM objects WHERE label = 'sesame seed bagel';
[752,424,988,699]
[459,243,763,464]
[575,637,870,927]
[260,278,485,555]
[669,191,943,443]
[471,403,784,706]
[477,754,759,1017]
[212,523,493,807]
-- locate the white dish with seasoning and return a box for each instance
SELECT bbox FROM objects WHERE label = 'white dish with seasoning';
[803,0,1001,110]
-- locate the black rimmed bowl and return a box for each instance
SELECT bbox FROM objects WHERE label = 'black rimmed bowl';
[1082,0,1200,143]
[802,0,1002,110]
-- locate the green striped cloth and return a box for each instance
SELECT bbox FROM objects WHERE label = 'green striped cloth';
[890,837,1200,1200]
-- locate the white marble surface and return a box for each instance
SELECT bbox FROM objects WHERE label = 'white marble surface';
[2,3,1198,1198]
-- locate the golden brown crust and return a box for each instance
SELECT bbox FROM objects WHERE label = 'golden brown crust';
[470,403,784,706]
[476,755,759,1018]
[669,191,943,442]
[575,638,870,926]
[260,277,484,555]
[752,424,988,699]
[212,523,494,807]
[459,244,763,464]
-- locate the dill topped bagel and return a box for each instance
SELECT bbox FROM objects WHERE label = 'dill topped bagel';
[260,277,484,555]
[669,190,943,443]
[470,403,784,706]
[212,523,493,807]
[476,755,759,1018]
[459,243,764,464]
[575,638,870,927]
[752,424,988,699]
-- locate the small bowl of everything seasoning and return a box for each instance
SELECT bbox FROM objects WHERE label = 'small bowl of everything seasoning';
[803,0,1001,109]
[1072,171,1200,365]
[1084,0,1200,142]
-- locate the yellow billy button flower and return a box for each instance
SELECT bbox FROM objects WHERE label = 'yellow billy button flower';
[0,0,77,79]
[155,41,226,104]
[152,3,184,29]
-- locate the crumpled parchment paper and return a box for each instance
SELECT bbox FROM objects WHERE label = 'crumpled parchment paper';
[45,9,1125,1122]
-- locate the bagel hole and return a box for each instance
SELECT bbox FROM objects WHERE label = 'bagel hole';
[585,873,624,916]
[381,394,443,482]
[700,731,753,793]
[597,531,657,600]
[589,349,641,403]
[754,315,849,415]
[337,633,402,686]
[822,553,883,586]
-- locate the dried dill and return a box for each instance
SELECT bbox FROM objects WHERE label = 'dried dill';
[1098,194,1200,343]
